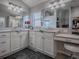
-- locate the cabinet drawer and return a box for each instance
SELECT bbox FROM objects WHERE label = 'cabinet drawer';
[54,37,68,42]
[0,48,10,56]
[67,39,79,44]
[0,41,10,56]
[0,33,10,38]
[0,37,10,43]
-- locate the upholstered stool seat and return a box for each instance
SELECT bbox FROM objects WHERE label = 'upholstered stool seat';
[64,44,79,59]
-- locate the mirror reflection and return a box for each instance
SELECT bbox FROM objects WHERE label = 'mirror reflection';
[57,9,69,28]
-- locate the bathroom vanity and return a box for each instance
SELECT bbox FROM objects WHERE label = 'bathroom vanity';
[0,29,29,59]
[29,29,59,58]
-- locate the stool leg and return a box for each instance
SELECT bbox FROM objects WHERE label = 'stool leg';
[70,53,73,59]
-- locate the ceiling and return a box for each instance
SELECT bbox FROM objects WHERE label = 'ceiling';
[22,0,49,7]
[0,0,79,16]
[0,0,30,16]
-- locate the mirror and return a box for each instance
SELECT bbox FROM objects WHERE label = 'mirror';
[0,17,6,28]
[56,9,69,28]
[9,16,22,28]
[41,7,70,29]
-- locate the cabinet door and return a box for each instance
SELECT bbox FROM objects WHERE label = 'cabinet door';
[35,32,43,51]
[11,32,20,52]
[20,31,28,48]
[43,33,54,56]
[29,31,36,48]
[0,37,10,56]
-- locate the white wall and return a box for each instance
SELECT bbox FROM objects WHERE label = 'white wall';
[72,7,79,17]
[31,1,47,12]
[31,2,57,28]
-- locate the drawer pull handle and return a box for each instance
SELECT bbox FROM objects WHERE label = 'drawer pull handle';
[1,50,6,53]
[1,35,6,36]
[0,41,6,44]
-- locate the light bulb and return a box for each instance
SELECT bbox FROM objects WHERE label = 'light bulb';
[48,4,52,8]
[59,0,64,4]
[55,5,60,9]
[51,7,55,10]
[13,6,17,11]
[20,8,23,11]
[8,6,12,10]
[53,2,58,6]
[60,3,65,7]
[17,10,21,13]
[10,4,14,8]
[15,7,19,10]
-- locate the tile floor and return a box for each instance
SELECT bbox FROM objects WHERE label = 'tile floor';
[4,48,53,59]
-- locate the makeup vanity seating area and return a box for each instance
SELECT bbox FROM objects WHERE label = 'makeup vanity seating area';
[54,33,79,59]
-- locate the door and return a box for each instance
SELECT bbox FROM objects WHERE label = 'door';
[43,32,54,56]
[20,31,28,48]
[11,32,20,52]
[35,32,43,51]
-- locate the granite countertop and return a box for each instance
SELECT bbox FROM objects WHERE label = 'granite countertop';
[0,28,30,33]
[32,29,60,33]
[56,34,79,40]
[0,28,60,33]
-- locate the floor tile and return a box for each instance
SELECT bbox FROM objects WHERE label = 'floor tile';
[4,48,53,59]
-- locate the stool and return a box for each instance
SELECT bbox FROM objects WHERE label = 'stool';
[64,44,79,59]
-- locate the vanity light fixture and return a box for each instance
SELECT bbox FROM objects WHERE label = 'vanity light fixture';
[8,2,24,13]
[49,0,72,10]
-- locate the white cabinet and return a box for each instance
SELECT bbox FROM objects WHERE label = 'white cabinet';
[0,33,10,56]
[20,31,28,48]
[35,32,43,51]
[11,32,20,52]
[29,31,36,48]
[29,31,55,58]
[29,31,55,57]
[43,33,55,57]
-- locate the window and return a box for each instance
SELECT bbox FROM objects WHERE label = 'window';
[32,12,42,27]
[22,16,30,28]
